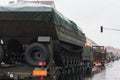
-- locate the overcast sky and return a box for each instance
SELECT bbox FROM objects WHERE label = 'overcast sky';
[0,0,120,48]
[54,0,120,48]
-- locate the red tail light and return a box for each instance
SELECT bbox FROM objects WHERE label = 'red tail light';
[38,62,46,66]
[40,76,44,80]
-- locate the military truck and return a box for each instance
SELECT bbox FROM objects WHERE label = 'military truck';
[0,4,86,80]
[92,46,106,69]
[82,46,93,77]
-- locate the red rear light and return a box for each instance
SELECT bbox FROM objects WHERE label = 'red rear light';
[40,76,44,80]
[38,62,46,66]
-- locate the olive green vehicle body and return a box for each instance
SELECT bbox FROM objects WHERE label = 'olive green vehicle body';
[92,46,106,68]
[0,6,85,46]
[0,5,86,80]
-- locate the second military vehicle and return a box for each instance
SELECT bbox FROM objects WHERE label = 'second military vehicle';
[92,46,106,69]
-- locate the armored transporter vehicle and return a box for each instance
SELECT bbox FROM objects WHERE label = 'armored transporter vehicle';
[0,4,86,80]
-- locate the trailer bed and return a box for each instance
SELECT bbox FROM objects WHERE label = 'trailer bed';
[0,64,34,79]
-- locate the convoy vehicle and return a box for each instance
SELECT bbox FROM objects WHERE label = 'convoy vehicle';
[92,46,106,68]
[0,4,86,80]
[82,46,93,77]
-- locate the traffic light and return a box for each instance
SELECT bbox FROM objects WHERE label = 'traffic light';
[100,26,103,33]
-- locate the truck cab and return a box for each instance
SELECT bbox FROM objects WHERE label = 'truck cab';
[92,46,106,68]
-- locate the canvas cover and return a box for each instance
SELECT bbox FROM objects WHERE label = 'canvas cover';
[0,5,83,36]
[0,4,86,46]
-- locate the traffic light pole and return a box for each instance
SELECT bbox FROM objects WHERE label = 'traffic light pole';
[100,26,120,33]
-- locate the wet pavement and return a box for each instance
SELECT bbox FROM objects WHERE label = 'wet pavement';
[85,60,120,80]
[84,70,105,80]
[106,60,120,80]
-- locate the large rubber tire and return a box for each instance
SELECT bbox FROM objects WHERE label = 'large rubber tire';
[24,43,49,66]
[0,45,4,63]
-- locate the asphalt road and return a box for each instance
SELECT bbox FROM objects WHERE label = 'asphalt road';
[85,60,120,80]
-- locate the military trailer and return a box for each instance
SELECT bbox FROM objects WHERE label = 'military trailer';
[0,4,86,80]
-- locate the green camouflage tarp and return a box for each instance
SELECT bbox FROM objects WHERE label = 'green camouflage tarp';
[0,5,83,36]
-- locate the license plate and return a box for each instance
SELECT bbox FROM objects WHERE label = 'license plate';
[32,69,47,76]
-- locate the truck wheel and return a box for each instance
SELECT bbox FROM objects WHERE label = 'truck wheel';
[24,43,49,66]
[0,45,4,63]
